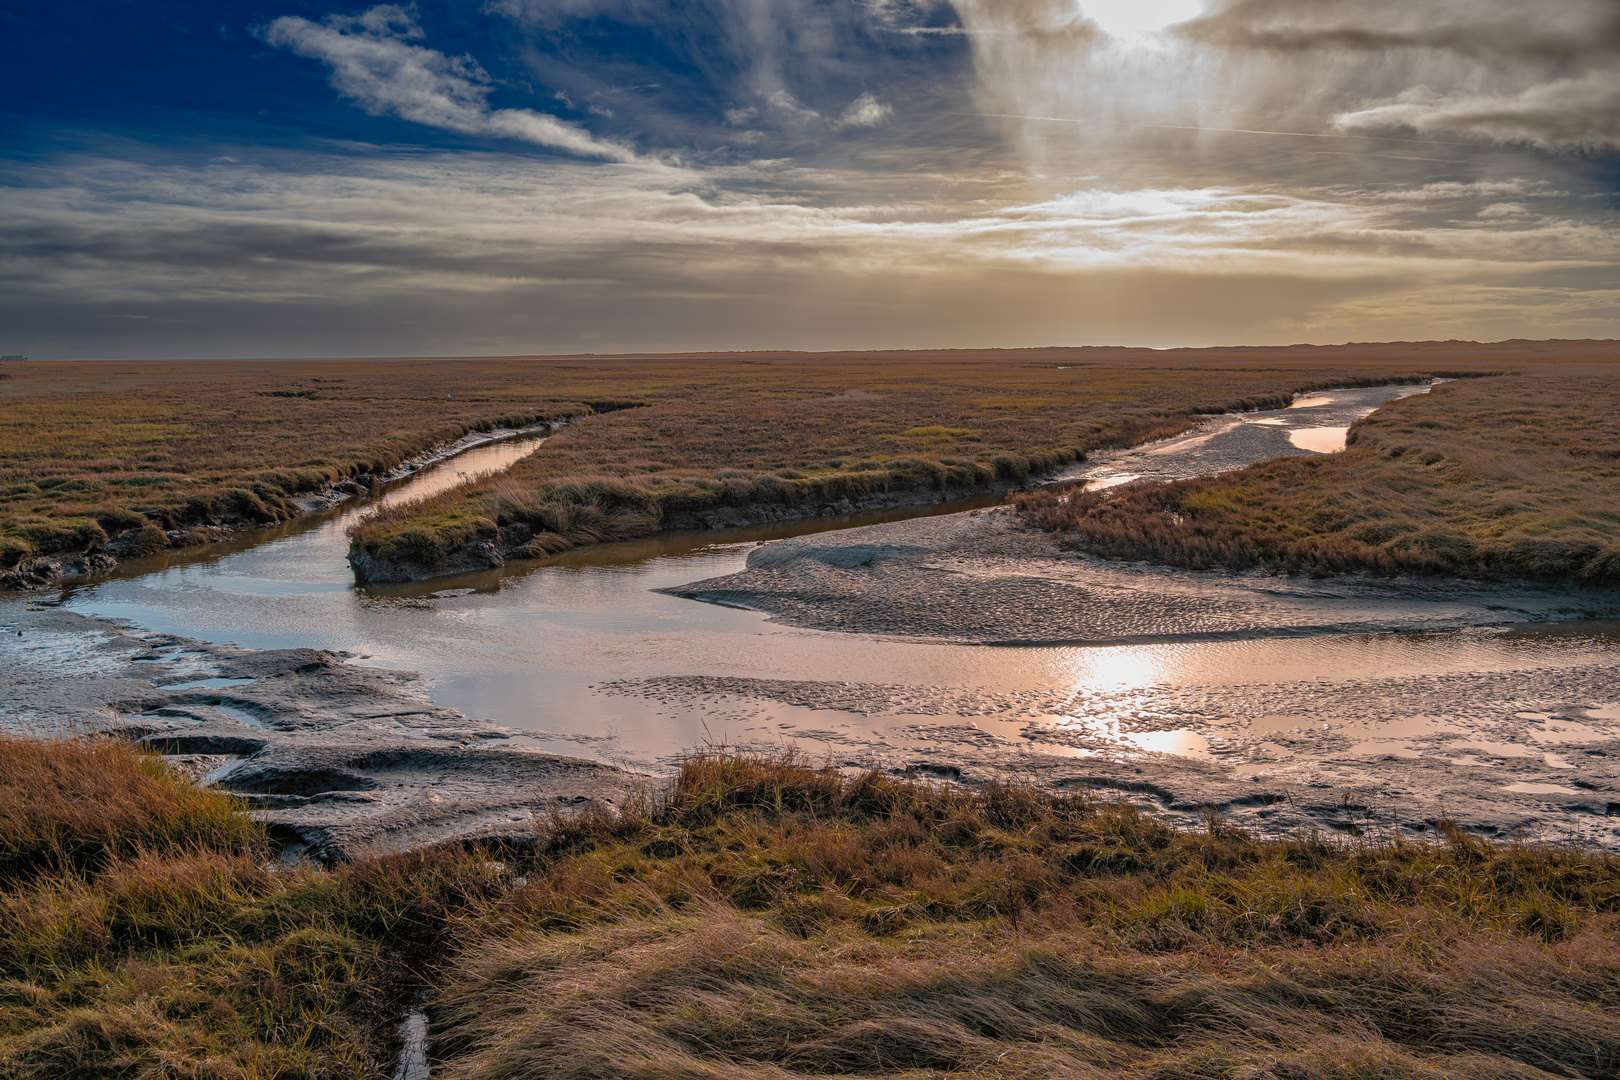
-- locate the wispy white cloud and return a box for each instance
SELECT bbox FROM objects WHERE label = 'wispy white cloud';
[837,93,894,128]
[261,5,639,162]
[1335,71,1620,151]
[765,91,823,124]
[3,152,1616,356]
[1182,0,1620,59]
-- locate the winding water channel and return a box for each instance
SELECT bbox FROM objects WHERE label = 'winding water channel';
[9,383,1620,842]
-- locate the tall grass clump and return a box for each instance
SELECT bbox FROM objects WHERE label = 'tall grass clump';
[5,738,1620,1078]
[0,735,263,882]
[0,735,509,1079]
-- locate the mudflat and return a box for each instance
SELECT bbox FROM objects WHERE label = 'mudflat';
[0,607,640,861]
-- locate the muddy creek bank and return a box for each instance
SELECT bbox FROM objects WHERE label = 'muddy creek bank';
[1,608,638,861]
[346,382,1439,584]
[0,420,569,593]
[4,382,1618,849]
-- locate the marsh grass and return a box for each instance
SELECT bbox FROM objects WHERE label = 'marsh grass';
[337,358,1487,570]
[0,356,609,569]
[6,736,1619,1079]
[1016,374,1620,585]
[0,349,1538,574]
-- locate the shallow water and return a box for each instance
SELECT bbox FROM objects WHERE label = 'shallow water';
[16,385,1620,776]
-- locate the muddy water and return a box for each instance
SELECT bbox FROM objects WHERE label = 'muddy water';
[22,386,1620,796]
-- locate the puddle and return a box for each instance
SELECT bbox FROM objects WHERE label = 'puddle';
[1504,782,1583,796]
[393,1007,430,1080]
[1515,713,1615,744]
[1288,426,1351,453]
[1289,396,1333,409]
[1125,729,1213,759]
[207,704,270,728]
[1080,473,1141,492]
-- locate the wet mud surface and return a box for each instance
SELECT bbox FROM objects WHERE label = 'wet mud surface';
[602,639,1620,847]
[0,608,641,862]
[671,509,1620,645]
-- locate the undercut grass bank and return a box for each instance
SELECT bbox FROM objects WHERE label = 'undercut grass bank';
[1016,374,1620,585]
[339,359,1490,578]
[5,735,1620,1079]
[0,359,651,572]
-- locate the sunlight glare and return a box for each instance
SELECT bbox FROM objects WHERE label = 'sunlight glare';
[1082,0,1205,43]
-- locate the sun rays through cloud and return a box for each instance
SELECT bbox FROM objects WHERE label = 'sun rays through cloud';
[1,0,1616,355]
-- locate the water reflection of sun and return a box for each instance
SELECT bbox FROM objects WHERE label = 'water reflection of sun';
[1045,645,1209,758]
[1063,645,1170,691]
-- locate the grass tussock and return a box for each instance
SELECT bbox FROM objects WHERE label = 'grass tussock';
[0,734,509,1079]
[1016,374,1620,585]
[8,735,1620,1079]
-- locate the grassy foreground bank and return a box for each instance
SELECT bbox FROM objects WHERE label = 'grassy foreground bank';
[5,735,1620,1079]
[1016,373,1620,585]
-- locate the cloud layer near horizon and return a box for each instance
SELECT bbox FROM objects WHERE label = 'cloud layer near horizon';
[1,0,1616,356]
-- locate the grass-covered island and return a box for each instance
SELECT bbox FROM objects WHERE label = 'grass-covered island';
[4,734,1618,1079]
[1016,373,1620,586]
[333,346,1526,582]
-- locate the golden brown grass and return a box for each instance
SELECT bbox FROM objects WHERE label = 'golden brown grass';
[1016,374,1620,585]
[0,735,263,882]
[0,358,620,568]
[0,735,511,1079]
[337,350,1522,572]
[7,736,1619,1079]
[8,344,1605,575]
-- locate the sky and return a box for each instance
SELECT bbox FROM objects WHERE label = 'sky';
[1,0,1617,357]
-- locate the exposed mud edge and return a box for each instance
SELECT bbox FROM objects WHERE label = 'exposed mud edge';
[0,416,581,594]
[0,607,650,863]
[345,376,1477,586]
[347,474,1052,584]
